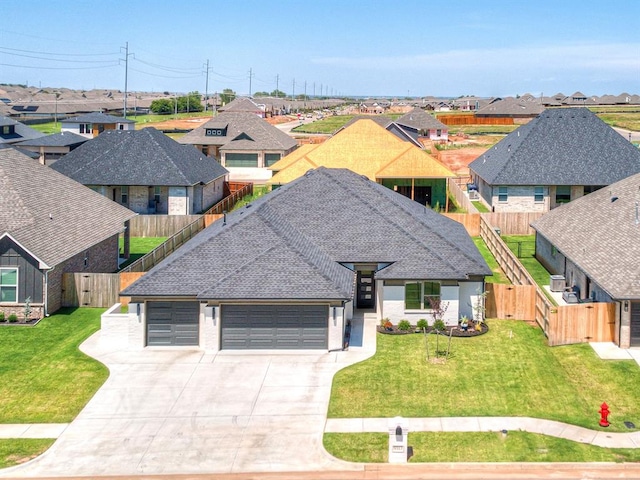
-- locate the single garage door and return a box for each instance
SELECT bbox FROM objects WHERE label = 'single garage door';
[147,301,199,346]
[221,304,328,350]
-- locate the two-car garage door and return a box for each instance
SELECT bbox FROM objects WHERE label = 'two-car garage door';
[221,304,328,350]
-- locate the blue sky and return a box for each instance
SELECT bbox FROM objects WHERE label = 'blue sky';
[1,0,639,98]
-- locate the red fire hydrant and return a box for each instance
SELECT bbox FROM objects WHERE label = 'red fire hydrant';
[599,402,610,427]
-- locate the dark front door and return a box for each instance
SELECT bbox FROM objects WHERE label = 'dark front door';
[631,302,640,347]
[357,271,375,309]
[414,186,432,207]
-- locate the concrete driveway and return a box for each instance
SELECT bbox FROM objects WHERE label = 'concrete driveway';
[2,314,377,477]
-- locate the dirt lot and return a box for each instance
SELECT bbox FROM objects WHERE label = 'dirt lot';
[141,114,294,131]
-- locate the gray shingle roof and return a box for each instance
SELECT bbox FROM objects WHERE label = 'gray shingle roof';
[123,167,490,299]
[61,112,135,124]
[178,111,298,150]
[469,108,640,186]
[396,108,448,130]
[15,131,88,147]
[0,116,44,144]
[0,148,135,267]
[531,172,640,299]
[51,127,228,186]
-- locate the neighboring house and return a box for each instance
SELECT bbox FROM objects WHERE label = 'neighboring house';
[51,127,228,215]
[15,131,88,165]
[120,167,490,351]
[269,119,456,208]
[0,148,135,318]
[531,172,640,348]
[0,115,44,144]
[469,108,640,212]
[339,115,423,147]
[396,107,449,143]
[179,111,298,184]
[61,112,135,139]
[475,97,545,120]
[218,96,269,117]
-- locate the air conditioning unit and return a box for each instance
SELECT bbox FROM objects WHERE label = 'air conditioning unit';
[469,190,479,200]
[550,275,566,292]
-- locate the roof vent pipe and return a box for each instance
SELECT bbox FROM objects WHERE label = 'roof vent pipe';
[223,210,227,225]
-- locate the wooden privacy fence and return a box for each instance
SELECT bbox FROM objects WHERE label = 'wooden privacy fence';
[447,178,479,214]
[436,114,514,126]
[206,182,253,215]
[62,272,145,308]
[128,215,202,237]
[479,215,615,346]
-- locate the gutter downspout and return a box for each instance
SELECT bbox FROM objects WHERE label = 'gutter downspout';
[43,266,54,317]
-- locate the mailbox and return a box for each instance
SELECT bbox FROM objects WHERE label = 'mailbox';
[388,416,408,463]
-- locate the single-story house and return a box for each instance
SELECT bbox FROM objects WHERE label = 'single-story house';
[179,111,298,184]
[119,167,491,351]
[0,148,135,318]
[0,115,44,145]
[469,108,640,212]
[51,127,229,215]
[531,171,640,348]
[15,131,88,165]
[268,119,455,208]
[396,107,449,143]
[61,112,135,139]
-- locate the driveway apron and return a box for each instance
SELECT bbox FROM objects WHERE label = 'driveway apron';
[1,319,376,477]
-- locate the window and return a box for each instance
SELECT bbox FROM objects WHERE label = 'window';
[556,185,571,204]
[154,186,161,204]
[534,186,544,203]
[265,153,281,167]
[498,186,508,203]
[2,126,10,135]
[405,281,441,310]
[225,153,258,168]
[0,268,18,302]
[436,129,442,137]
[205,128,226,136]
[584,185,604,194]
[121,186,128,205]
[79,124,92,134]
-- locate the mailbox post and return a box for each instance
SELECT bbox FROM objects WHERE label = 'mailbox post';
[388,416,408,463]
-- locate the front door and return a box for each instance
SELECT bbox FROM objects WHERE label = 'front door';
[357,271,375,309]
[414,186,432,207]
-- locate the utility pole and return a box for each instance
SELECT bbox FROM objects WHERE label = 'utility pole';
[320,83,323,99]
[203,59,210,112]
[292,79,295,100]
[313,82,316,98]
[120,42,134,119]
[276,74,279,97]
[304,81,307,102]
[248,68,253,97]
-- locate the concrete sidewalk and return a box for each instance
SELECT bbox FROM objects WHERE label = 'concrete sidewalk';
[325,416,640,449]
[0,424,68,439]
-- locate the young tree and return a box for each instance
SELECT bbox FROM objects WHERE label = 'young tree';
[220,88,236,105]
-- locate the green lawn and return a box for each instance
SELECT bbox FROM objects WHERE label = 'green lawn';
[0,308,108,423]
[471,200,490,212]
[118,236,168,270]
[232,185,269,210]
[472,237,509,284]
[0,439,55,469]
[501,234,551,287]
[328,320,640,431]
[324,431,640,463]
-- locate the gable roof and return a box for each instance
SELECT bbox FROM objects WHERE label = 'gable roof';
[0,116,45,144]
[396,108,448,131]
[531,172,640,299]
[179,111,298,150]
[469,108,640,186]
[15,131,88,148]
[51,127,228,186]
[268,119,454,185]
[122,167,490,299]
[0,148,135,267]
[218,96,264,113]
[61,112,135,124]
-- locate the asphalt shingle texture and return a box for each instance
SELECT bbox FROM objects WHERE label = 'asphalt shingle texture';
[51,127,228,186]
[123,167,490,299]
[470,108,640,186]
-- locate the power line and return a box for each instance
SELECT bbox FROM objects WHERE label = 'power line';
[0,46,119,57]
[0,49,117,64]
[0,62,119,70]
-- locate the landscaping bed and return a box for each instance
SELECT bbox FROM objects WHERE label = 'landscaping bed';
[376,322,488,337]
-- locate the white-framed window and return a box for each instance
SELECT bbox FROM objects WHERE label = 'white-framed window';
[79,123,92,134]
[121,186,128,205]
[154,186,161,204]
[556,185,571,204]
[498,186,508,203]
[534,186,544,203]
[0,268,18,303]
[405,281,441,310]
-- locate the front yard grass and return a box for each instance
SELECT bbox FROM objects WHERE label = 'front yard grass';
[0,308,108,423]
[324,431,640,463]
[328,320,640,431]
[0,439,55,469]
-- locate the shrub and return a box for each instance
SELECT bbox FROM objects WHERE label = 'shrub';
[416,318,428,331]
[398,319,411,331]
[8,313,18,323]
[0,311,5,322]
[433,319,446,332]
[383,319,393,330]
